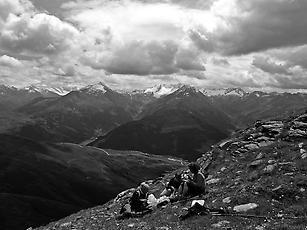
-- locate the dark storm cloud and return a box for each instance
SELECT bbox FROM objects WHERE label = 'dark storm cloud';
[252,56,292,75]
[269,75,307,89]
[276,45,307,70]
[191,0,307,55]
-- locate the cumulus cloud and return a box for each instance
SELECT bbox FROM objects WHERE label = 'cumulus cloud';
[56,65,76,76]
[0,13,80,56]
[137,0,215,9]
[191,0,307,55]
[175,47,206,71]
[1,0,307,90]
[82,40,205,75]
[90,40,178,75]
[252,56,292,75]
[211,57,230,66]
[0,0,33,21]
[0,55,22,67]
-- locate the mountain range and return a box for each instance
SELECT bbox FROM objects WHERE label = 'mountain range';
[1,83,307,160]
[1,83,307,230]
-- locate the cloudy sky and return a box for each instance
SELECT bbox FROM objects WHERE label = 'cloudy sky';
[0,0,307,90]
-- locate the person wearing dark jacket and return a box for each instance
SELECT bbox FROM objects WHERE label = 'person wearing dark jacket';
[180,163,206,197]
[160,173,182,197]
[130,182,149,212]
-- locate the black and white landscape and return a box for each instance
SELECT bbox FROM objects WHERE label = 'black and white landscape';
[0,0,306,230]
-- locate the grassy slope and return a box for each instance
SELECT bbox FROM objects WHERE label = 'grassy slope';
[36,112,307,230]
[0,135,184,230]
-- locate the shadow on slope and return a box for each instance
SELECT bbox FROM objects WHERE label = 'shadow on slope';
[0,134,184,230]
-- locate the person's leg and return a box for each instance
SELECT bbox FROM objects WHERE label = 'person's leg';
[177,183,183,195]
[182,182,189,196]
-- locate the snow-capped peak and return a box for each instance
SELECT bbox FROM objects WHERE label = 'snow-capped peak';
[224,88,246,96]
[174,85,204,96]
[81,82,111,95]
[21,85,61,97]
[47,87,75,96]
[203,88,247,97]
[23,85,40,93]
[144,84,183,98]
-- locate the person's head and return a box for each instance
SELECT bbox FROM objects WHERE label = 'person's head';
[140,182,149,194]
[175,173,181,180]
[188,163,200,174]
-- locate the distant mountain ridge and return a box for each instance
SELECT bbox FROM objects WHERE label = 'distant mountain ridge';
[90,85,235,160]
[1,82,307,147]
[4,83,307,99]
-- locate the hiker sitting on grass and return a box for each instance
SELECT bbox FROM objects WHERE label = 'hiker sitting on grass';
[130,182,150,212]
[160,173,182,197]
[179,163,205,197]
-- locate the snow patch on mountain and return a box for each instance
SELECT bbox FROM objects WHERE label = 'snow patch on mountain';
[47,87,74,96]
[81,82,110,95]
[203,88,247,97]
[143,84,183,98]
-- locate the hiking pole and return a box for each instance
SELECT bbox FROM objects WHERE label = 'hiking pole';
[210,213,307,220]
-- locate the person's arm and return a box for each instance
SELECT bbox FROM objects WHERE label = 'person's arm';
[195,173,205,186]
[131,191,140,204]
[189,173,204,187]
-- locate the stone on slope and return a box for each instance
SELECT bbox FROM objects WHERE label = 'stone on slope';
[233,203,258,212]
[263,164,277,174]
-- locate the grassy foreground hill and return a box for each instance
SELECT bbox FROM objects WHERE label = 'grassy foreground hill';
[36,111,307,230]
[0,135,184,230]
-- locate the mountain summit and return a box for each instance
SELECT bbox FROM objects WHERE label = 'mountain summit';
[80,82,112,95]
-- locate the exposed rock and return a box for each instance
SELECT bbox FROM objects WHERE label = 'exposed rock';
[258,140,274,147]
[156,227,169,230]
[263,164,276,174]
[295,113,307,123]
[249,159,264,168]
[233,203,258,212]
[60,222,72,227]
[256,152,264,159]
[272,185,283,192]
[248,171,261,181]
[288,129,307,138]
[206,178,220,185]
[292,121,307,129]
[220,167,226,172]
[267,160,276,164]
[222,197,231,204]
[244,143,259,150]
[212,220,230,228]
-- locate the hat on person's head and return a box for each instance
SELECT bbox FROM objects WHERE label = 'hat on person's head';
[140,182,149,193]
[188,163,200,174]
